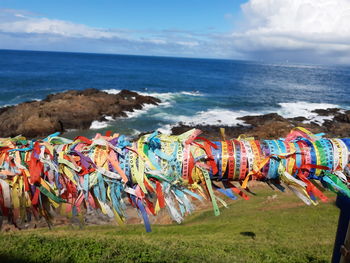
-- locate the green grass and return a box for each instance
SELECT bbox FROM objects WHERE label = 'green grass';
[0,188,340,263]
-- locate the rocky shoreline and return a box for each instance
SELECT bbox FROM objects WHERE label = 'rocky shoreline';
[0,89,160,138]
[0,88,349,140]
[171,108,350,140]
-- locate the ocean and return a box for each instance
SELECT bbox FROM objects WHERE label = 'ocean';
[1,49,350,137]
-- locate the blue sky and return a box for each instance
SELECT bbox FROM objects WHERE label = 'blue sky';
[0,0,349,63]
[0,0,246,31]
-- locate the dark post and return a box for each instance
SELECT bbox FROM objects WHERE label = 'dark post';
[332,195,350,263]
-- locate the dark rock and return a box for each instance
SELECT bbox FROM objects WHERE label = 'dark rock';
[326,122,350,138]
[311,108,341,116]
[0,89,160,138]
[288,116,308,122]
[334,110,350,123]
[237,113,287,126]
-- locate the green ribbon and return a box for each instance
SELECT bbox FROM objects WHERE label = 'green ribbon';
[200,167,220,216]
[323,172,350,197]
[38,185,66,203]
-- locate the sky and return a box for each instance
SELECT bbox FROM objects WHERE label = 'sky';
[0,0,350,64]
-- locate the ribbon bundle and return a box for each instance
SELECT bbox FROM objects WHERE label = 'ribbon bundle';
[0,127,349,232]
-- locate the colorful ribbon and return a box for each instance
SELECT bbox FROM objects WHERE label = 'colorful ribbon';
[0,127,349,232]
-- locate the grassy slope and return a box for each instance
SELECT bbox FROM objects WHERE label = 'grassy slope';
[0,188,339,263]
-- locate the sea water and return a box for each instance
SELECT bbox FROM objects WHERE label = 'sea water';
[1,49,349,137]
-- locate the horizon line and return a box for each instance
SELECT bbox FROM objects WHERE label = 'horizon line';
[0,48,331,67]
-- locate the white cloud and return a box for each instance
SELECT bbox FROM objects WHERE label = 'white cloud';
[232,0,350,63]
[0,9,131,40]
[0,9,218,58]
[1,18,117,38]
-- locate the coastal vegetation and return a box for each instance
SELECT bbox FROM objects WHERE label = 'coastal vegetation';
[0,187,338,263]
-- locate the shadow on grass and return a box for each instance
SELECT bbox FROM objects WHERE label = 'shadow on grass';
[0,254,34,263]
[240,231,256,239]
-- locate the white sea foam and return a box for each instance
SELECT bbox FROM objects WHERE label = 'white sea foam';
[157,124,174,135]
[130,129,141,136]
[125,104,156,119]
[89,104,161,130]
[140,91,203,100]
[90,120,109,129]
[142,92,179,102]
[179,91,203,96]
[186,109,252,126]
[276,101,339,118]
[123,103,164,119]
[155,101,342,130]
[154,109,253,127]
[103,89,204,102]
[103,89,121,95]
[105,116,114,121]
[277,101,340,124]
[303,115,334,125]
[154,109,254,135]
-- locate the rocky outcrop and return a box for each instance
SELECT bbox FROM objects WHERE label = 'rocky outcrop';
[1,90,349,141]
[171,108,350,140]
[0,89,160,138]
